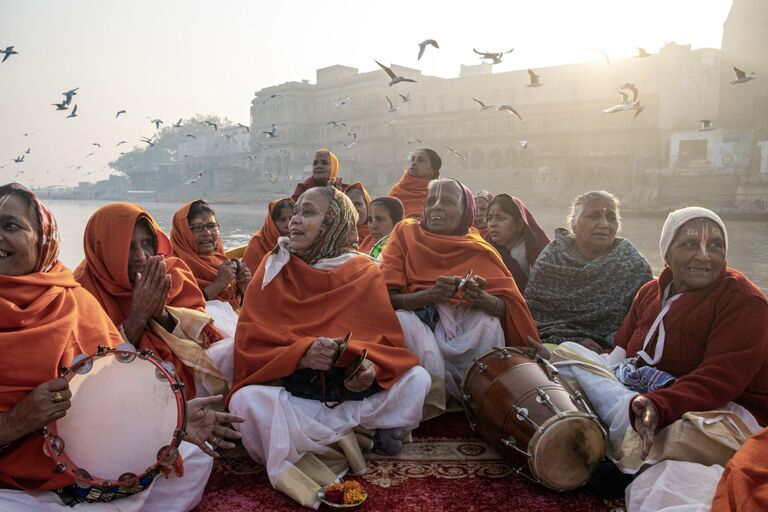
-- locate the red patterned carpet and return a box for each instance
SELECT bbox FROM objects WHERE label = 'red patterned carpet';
[193,413,614,511]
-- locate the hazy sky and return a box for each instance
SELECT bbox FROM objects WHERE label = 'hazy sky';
[0,0,732,187]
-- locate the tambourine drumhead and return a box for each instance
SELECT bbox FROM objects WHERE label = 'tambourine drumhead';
[48,348,184,485]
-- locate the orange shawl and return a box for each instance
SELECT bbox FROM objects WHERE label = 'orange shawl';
[230,255,418,399]
[346,182,374,253]
[74,203,212,397]
[243,199,283,274]
[380,219,539,346]
[711,427,768,511]
[170,201,239,310]
[0,262,123,491]
[291,148,343,201]
[388,169,431,219]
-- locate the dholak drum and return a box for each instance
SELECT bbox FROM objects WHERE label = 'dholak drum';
[42,344,187,491]
[462,347,606,491]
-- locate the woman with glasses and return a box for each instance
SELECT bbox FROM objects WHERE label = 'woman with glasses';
[171,200,252,312]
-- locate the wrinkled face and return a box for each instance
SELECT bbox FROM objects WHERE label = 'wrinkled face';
[189,212,219,255]
[346,189,368,226]
[408,150,435,179]
[474,197,491,229]
[128,220,157,284]
[666,218,726,292]
[424,181,463,235]
[312,151,332,184]
[369,203,395,242]
[290,188,329,252]
[486,203,525,248]
[571,198,619,257]
[0,195,39,276]
[274,205,292,237]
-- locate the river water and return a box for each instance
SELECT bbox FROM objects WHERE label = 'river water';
[45,199,768,293]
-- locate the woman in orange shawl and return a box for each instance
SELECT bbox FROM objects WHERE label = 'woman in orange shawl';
[228,186,430,508]
[380,178,539,418]
[345,182,373,253]
[0,185,239,511]
[388,148,441,219]
[242,197,293,273]
[290,148,345,202]
[74,203,228,399]
[171,200,252,312]
[711,427,768,511]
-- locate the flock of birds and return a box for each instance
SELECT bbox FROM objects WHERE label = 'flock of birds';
[1,38,760,186]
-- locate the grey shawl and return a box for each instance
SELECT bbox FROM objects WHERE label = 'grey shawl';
[524,228,653,347]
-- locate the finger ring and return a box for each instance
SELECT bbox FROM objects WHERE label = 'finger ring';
[209,436,219,445]
[51,391,65,403]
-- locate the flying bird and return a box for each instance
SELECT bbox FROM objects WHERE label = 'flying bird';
[398,92,412,103]
[636,48,651,58]
[444,145,466,160]
[337,140,357,149]
[91,142,101,148]
[13,155,24,163]
[408,138,423,144]
[185,134,197,140]
[327,121,346,128]
[21,132,33,137]
[66,104,78,118]
[25,147,31,154]
[730,66,756,85]
[345,131,358,141]
[115,110,126,118]
[472,98,496,111]
[417,39,439,60]
[1,46,19,63]
[140,136,155,147]
[237,123,250,133]
[262,93,284,103]
[264,170,279,183]
[517,140,529,149]
[62,88,79,105]
[527,69,542,87]
[602,90,632,113]
[147,117,163,130]
[335,95,351,108]
[116,140,128,146]
[375,60,417,86]
[51,101,68,111]
[386,96,399,113]
[172,118,183,128]
[85,152,95,158]
[586,49,610,64]
[473,48,513,64]
[497,105,524,121]
[698,120,714,131]
[262,124,278,138]
[203,120,218,131]
[185,170,204,185]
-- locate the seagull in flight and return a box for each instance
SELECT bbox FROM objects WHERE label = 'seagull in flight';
[327,121,347,128]
[602,90,632,113]
[262,124,278,138]
[140,136,155,147]
[730,66,756,85]
[636,48,651,58]
[62,88,79,105]
[25,147,31,154]
[13,155,25,163]
[186,134,197,139]
[586,48,611,64]
[66,104,78,118]
[408,138,424,144]
[147,117,163,130]
[398,92,412,103]
[115,110,126,118]
[335,95,351,108]
[472,98,496,111]
[116,140,128,146]
[1,46,19,63]
[345,131,358,141]
[517,140,529,149]
[203,120,218,131]
[386,96,399,113]
[85,152,95,158]
[417,39,439,60]
[497,105,524,121]
[52,101,68,111]
[91,142,101,148]
[185,170,204,185]
[237,123,250,133]
[172,118,183,128]
[527,69,542,87]
[337,140,357,149]
[375,60,417,86]
[698,120,714,131]
[264,170,279,183]
[21,132,33,137]
[262,93,284,103]
[473,48,513,65]
[444,145,466,160]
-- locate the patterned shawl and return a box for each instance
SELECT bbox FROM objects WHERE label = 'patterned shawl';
[293,187,359,265]
[2,183,60,272]
[524,228,653,347]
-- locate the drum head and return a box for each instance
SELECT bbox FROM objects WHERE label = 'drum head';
[56,353,180,481]
[530,415,605,491]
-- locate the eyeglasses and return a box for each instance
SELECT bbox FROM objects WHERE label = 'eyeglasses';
[189,222,220,234]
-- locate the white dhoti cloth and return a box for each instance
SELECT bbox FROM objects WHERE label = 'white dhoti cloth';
[0,441,212,512]
[229,366,430,509]
[396,303,504,418]
[625,460,724,512]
